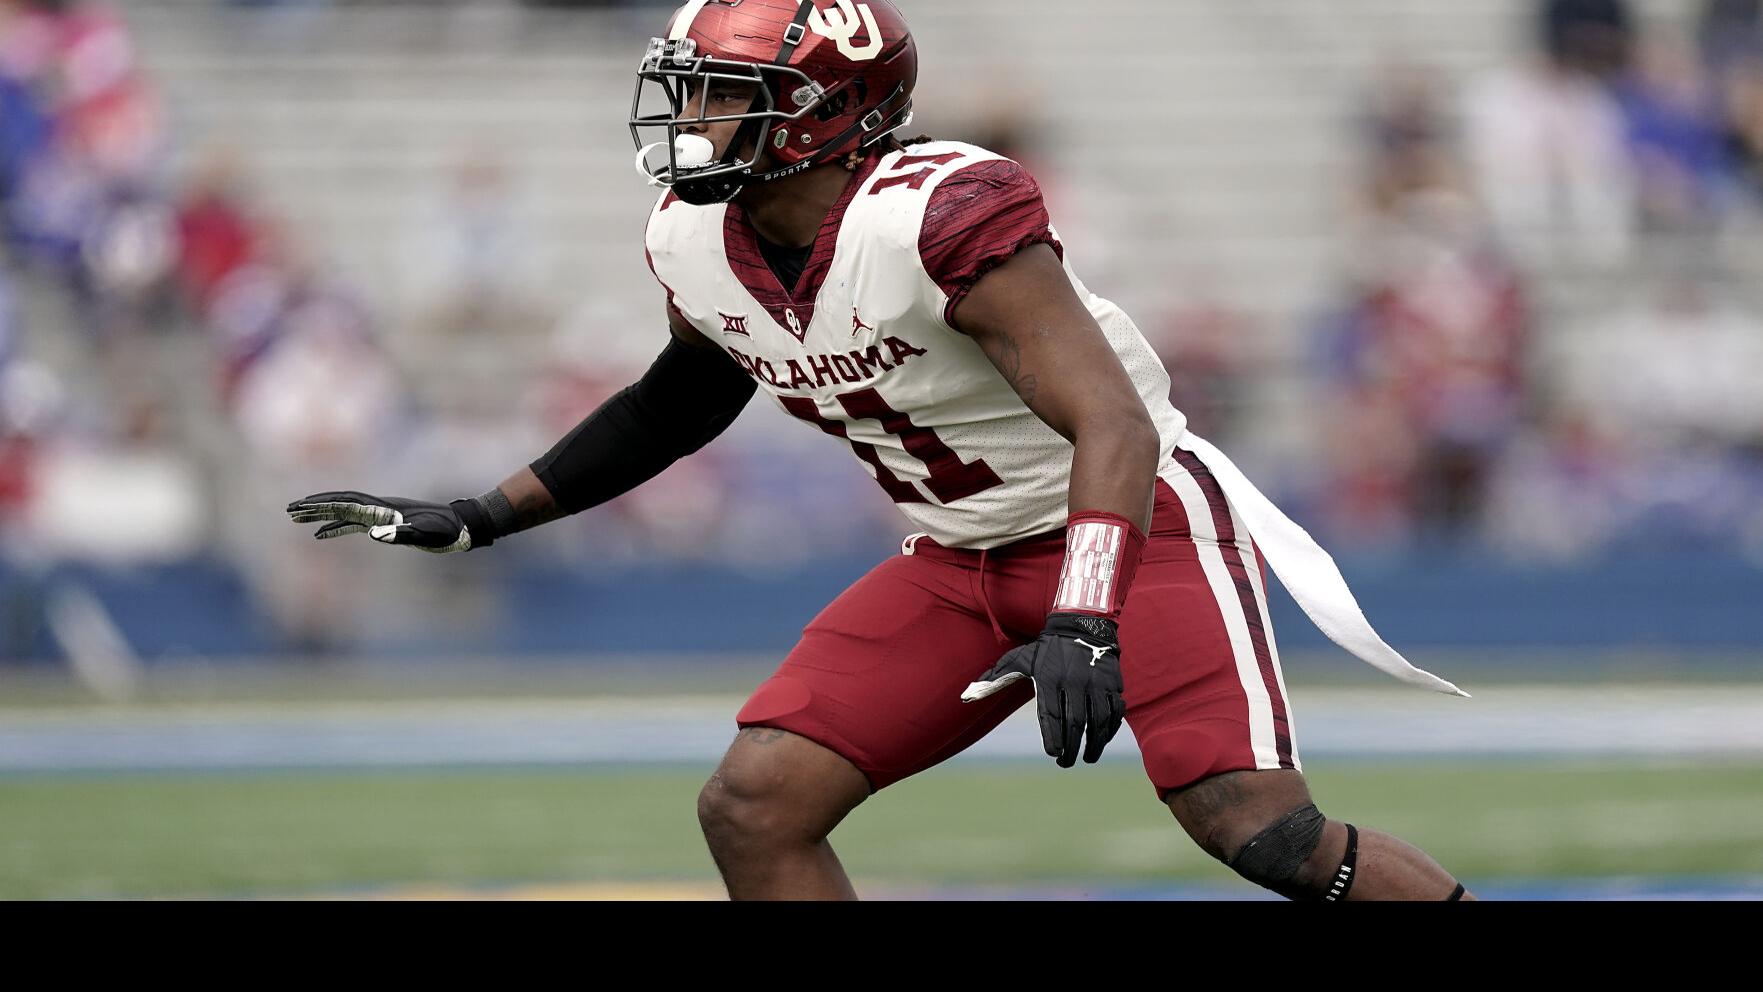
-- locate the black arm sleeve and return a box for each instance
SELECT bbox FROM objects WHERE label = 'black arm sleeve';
[530,336,757,514]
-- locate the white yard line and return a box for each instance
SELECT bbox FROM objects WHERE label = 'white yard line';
[2,685,1762,772]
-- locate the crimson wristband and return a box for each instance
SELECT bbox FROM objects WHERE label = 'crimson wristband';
[1051,511,1147,620]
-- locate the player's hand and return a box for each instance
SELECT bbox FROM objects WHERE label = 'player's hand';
[286,491,475,554]
[960,613,1126,768]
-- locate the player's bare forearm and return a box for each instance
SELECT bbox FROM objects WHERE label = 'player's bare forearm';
[956,243,1159,531]
[1065,415,1159,532]
[493,467,566,534]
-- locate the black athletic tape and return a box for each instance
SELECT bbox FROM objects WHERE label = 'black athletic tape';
[472,487,517,541]
[1229,804,1327,889]
[1446,883,1466,901]
[1324,823,1359,902]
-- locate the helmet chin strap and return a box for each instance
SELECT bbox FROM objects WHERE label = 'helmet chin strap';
[673,172,746,206]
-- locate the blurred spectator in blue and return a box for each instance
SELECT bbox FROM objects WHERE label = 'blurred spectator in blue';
[1613,35,1726,234]
[0,10,53,228]
[0,0,167,336]
[7,142,101,282]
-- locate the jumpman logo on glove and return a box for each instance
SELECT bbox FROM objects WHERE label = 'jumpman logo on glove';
[1073,638,1113,666]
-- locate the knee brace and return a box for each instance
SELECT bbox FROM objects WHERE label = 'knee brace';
[1227,804,1327,899]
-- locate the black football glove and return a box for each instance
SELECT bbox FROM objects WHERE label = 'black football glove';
[286,491,484,554]
[961,613,1126,768]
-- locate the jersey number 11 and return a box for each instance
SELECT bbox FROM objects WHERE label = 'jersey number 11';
[780,388,1004,505]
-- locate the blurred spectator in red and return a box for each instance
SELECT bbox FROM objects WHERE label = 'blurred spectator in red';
[1334,198,1531,540]
[1146,280,1258,445]
[175,146,263,315]
[53,1,162,183]
[0,273,27,520]
[204,215,310,402]
[0,354,68,534]
[0,1,162,182]
[1317,62,1534,546]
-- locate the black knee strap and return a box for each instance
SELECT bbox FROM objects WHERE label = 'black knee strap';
[1323,823,1359,902]
[1228,804,1326,893]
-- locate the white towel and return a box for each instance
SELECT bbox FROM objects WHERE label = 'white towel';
[1178,433,1470,698]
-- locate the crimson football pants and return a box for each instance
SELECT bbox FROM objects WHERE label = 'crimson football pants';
[736,451,1300,796]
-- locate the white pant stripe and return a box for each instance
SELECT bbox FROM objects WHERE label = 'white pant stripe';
[1226,498,1301,772]
[1165,469,1283,771]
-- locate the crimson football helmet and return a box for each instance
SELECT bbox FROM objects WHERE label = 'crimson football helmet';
[631,0,918,205]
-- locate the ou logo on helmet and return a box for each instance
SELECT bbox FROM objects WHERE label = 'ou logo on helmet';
[801,0,883,61]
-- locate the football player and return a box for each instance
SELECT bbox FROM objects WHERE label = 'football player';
[290,0,1473,902]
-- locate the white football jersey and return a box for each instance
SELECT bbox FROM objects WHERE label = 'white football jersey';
[645,140,1188,549]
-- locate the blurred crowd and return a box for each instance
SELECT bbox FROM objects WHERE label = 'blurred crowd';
[0,0,901,659]
[4,0,1763,661]
[0,0,190,562]
[1266,0,1763,559]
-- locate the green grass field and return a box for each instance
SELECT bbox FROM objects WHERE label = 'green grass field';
[5,760,1762,899]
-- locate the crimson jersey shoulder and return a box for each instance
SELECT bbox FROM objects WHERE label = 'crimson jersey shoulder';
[917,157,1065,323]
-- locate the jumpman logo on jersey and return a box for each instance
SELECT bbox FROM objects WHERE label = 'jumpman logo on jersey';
[851,308,875,337]
[1074,639,1114,666]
